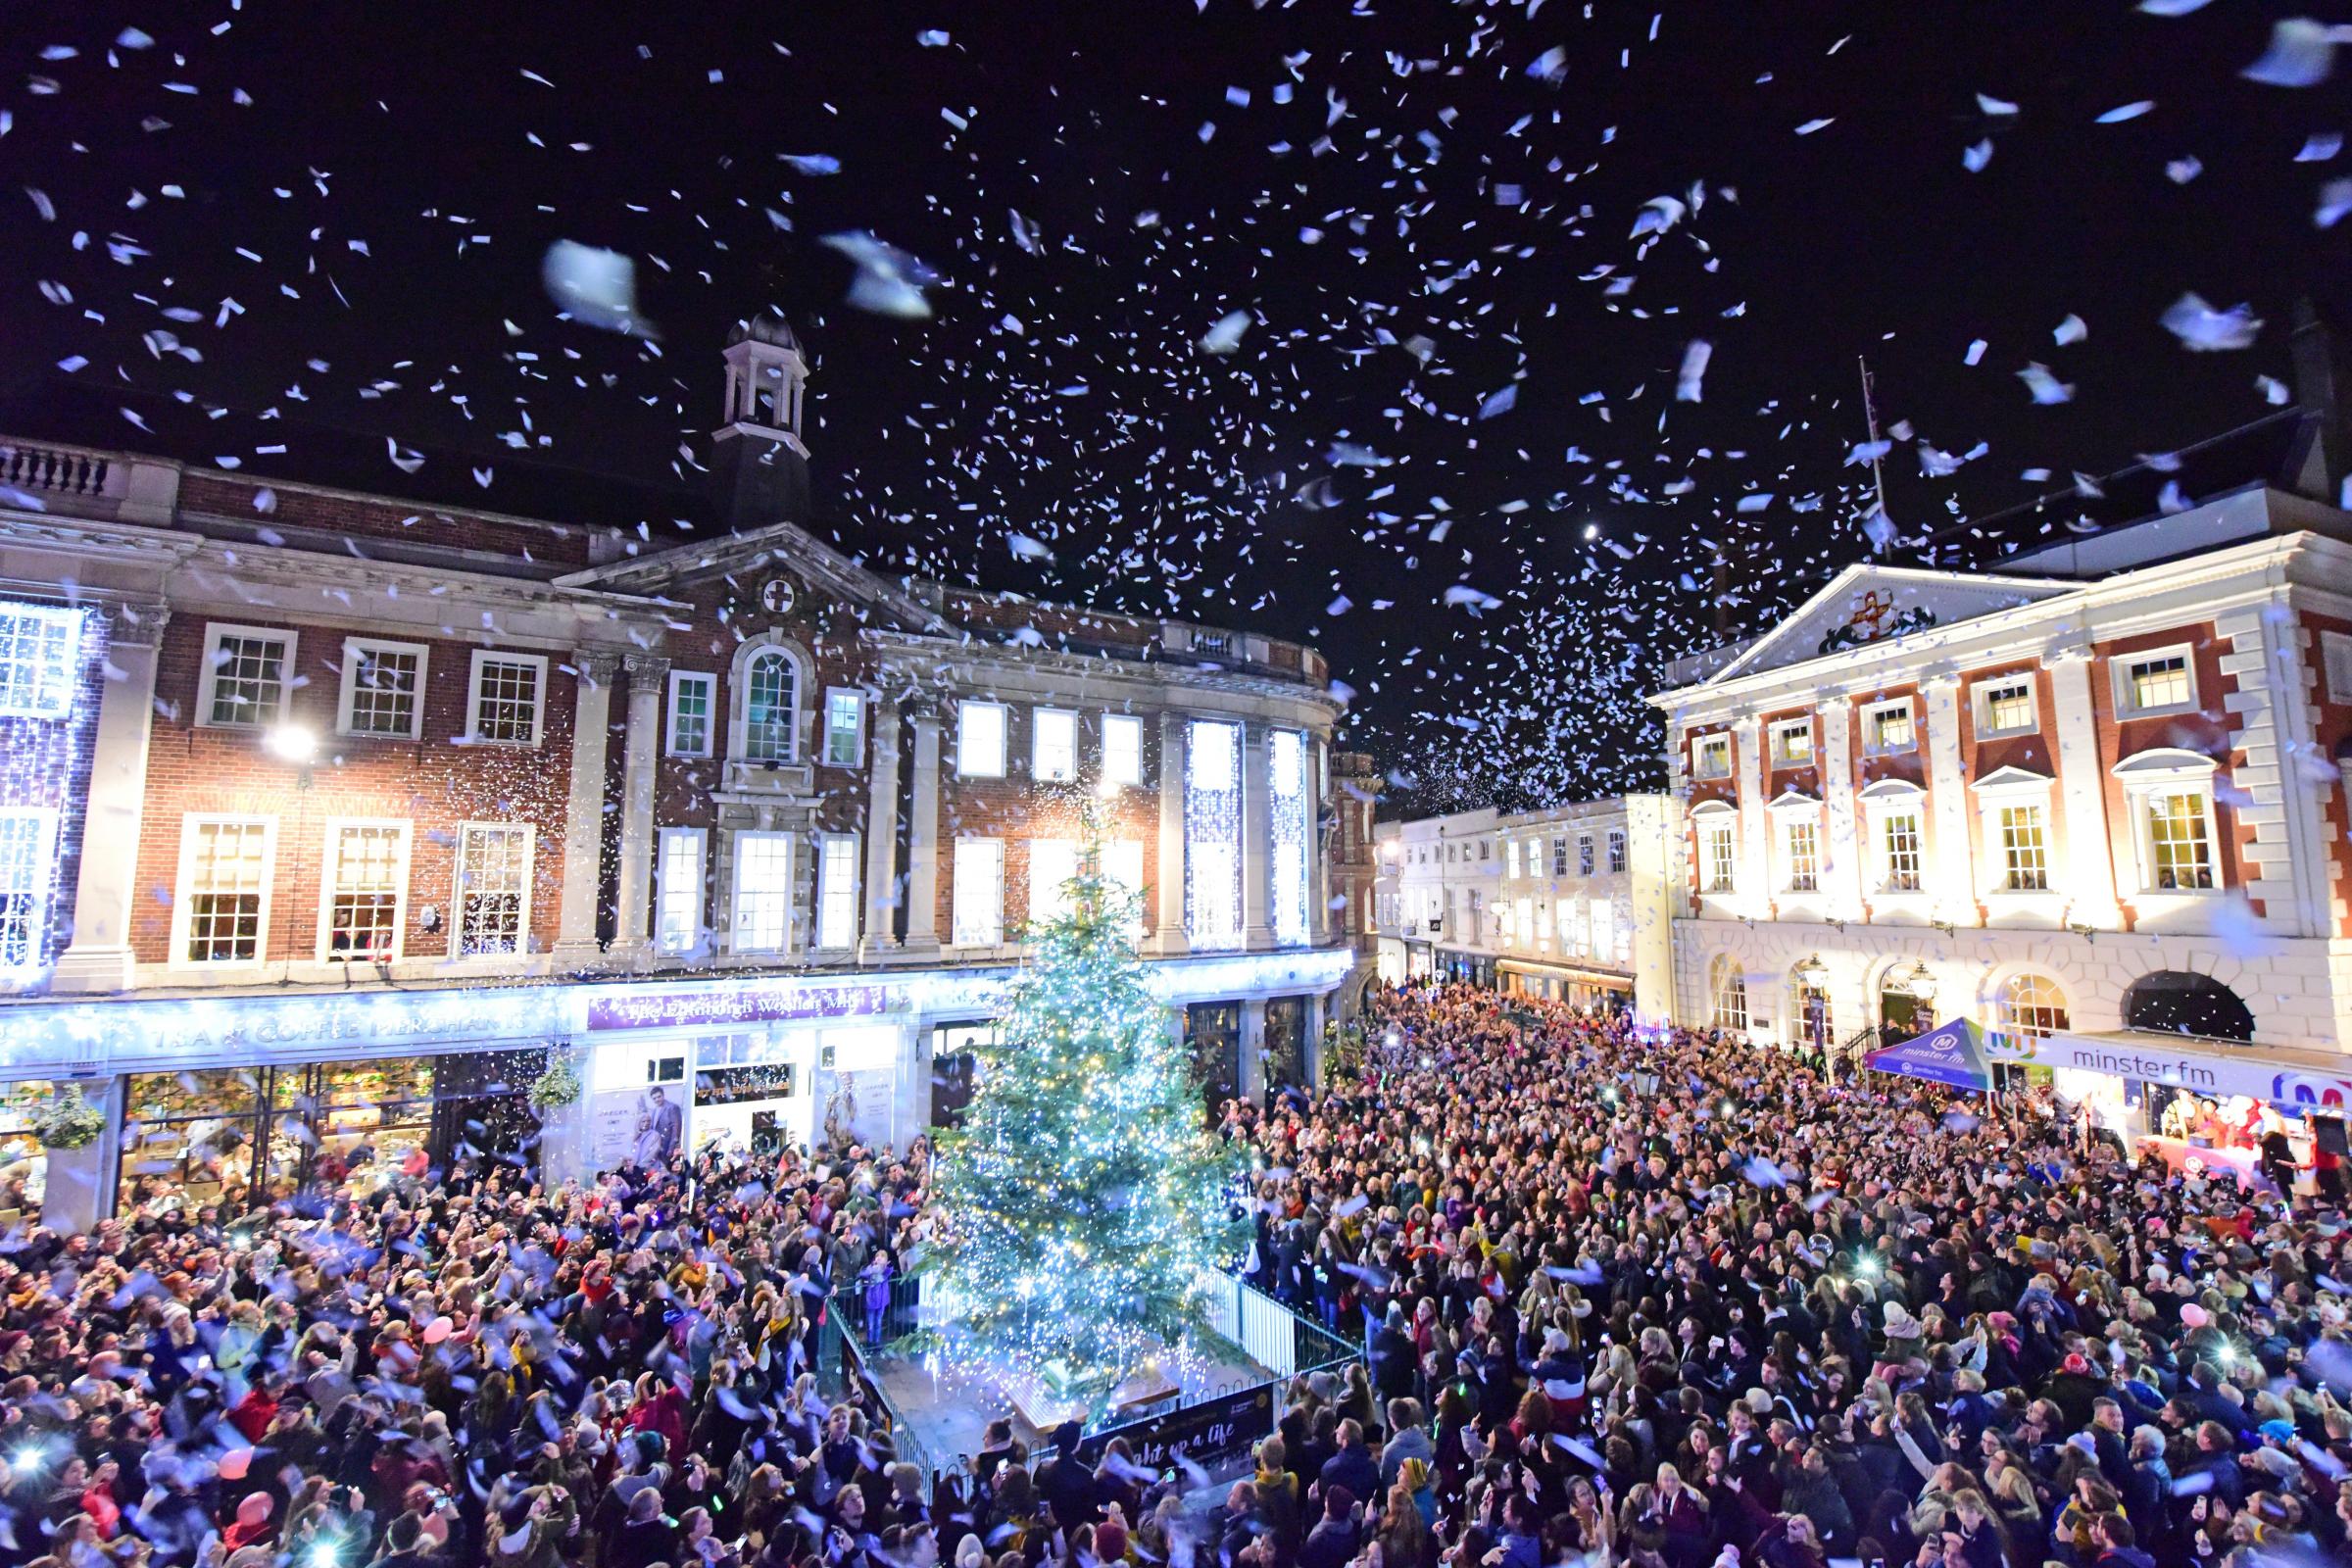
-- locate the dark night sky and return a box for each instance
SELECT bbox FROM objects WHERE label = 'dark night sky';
[4,0,2349,810]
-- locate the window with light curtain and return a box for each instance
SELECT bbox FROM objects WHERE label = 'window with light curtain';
[1269,730,1310,945]
[1184,719,1243,949]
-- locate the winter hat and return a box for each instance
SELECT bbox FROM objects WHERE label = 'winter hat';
[1883,1302,1922,1339]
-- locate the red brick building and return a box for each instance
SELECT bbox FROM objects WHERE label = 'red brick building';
[0,314,1360,1228]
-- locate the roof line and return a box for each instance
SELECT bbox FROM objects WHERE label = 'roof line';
[1920,407,2306,550]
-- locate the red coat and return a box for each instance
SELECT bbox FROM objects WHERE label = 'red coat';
[626,1385,690,1462]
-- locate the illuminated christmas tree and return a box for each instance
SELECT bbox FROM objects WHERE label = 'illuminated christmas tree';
[924,847,1243,1406]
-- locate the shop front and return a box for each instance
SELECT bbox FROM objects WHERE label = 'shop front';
[1497,958,1632,1013]
[575,982,915,1168]
[2031,1029,2352,1193]
[116,1052,549,1215]
[1436,949,1495,989]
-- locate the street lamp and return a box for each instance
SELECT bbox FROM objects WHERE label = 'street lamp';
[265,723,318,766]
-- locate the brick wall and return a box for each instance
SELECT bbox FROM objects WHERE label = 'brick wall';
[133,615,579,966]
[935,703,1164,937]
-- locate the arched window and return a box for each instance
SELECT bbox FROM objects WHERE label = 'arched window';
[1710,956,1749,1033]
[730,638,810,765]
[1993,972,2070,1054]
[2124,970,2254,1043]
[743,650,797,760]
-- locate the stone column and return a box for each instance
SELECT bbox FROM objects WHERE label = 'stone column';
[2046,647,2123,930]
[53,605,168,994]
[1920,674,1979,928]
[1820,696,1867,922]
[609,653,667,965]
[552,652,618,967]
[901,704,944,955]
[1731,715,1768,919]
[859,702,904,963]
[1303,992,1328,1086]
[1149,711,1191,956]
[1242,720,1275,951]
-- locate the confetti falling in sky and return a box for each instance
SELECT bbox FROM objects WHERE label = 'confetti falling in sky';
[2,1,2345,814]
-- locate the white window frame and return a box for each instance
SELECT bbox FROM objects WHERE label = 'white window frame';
[0,806,61,971]
[1692,732,1733,780]
[1971,675,2039,740]
[1693,806,1737,896]
[821,687,867,770]
[1607,828,1627,875]
[1859,697,1917,757]
[170,814,278,969]
[1768,717,1814,769]
[1030,707,1079,782]
[1857,780,1929,896]
[1101,712,1145,788]
[453,821,535,957]
[730,829,796,955]
[2111,749,2224,897]
[316,817,413,964]
[814,830,860,950]
[2111,644,2201,721]
[0,602,82,719]
[334,637,429,742]
[730,637,810,765]
[1970,766,2057,895]
[656,826,709,956]
[1766,791,1823,896]
[197,622,299,731]
[665,670,716,759]
[952,837,1005,947]
[2324,630,2352,706]
[956,701,1008,778]
[464,651,548,748]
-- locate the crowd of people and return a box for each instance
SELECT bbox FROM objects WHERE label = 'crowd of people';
[1225,985,2352,1568]
[0,981,2342,1568]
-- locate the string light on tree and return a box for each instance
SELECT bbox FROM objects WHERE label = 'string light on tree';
[921,816,1243,1409]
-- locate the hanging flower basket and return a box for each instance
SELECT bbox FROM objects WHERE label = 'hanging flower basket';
[36,1089,105,1152]
[528,1056,583,1112]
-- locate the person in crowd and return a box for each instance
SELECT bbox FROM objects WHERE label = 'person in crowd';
[0,980,2338,1568]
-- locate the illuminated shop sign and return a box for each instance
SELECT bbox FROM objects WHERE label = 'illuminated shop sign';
[584,982,903,1032]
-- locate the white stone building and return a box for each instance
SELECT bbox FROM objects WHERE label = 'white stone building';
[1372,796,1679,1025]
[1650,474,2352,1126]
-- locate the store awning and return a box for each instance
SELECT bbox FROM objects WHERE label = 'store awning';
[1865,1015,1992,1092]
[2033,1030,2352,1106]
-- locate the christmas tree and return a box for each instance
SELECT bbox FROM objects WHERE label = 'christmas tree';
[923,848,1244,1406]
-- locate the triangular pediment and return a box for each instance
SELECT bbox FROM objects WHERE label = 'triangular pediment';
[557,519,946,633]
[1707,564,2076,683]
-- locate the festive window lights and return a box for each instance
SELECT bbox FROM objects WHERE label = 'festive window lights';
[0,808,59,973]
[0,604,83,719]
[1269,729,1310,946]
[1184,718,1243,951]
